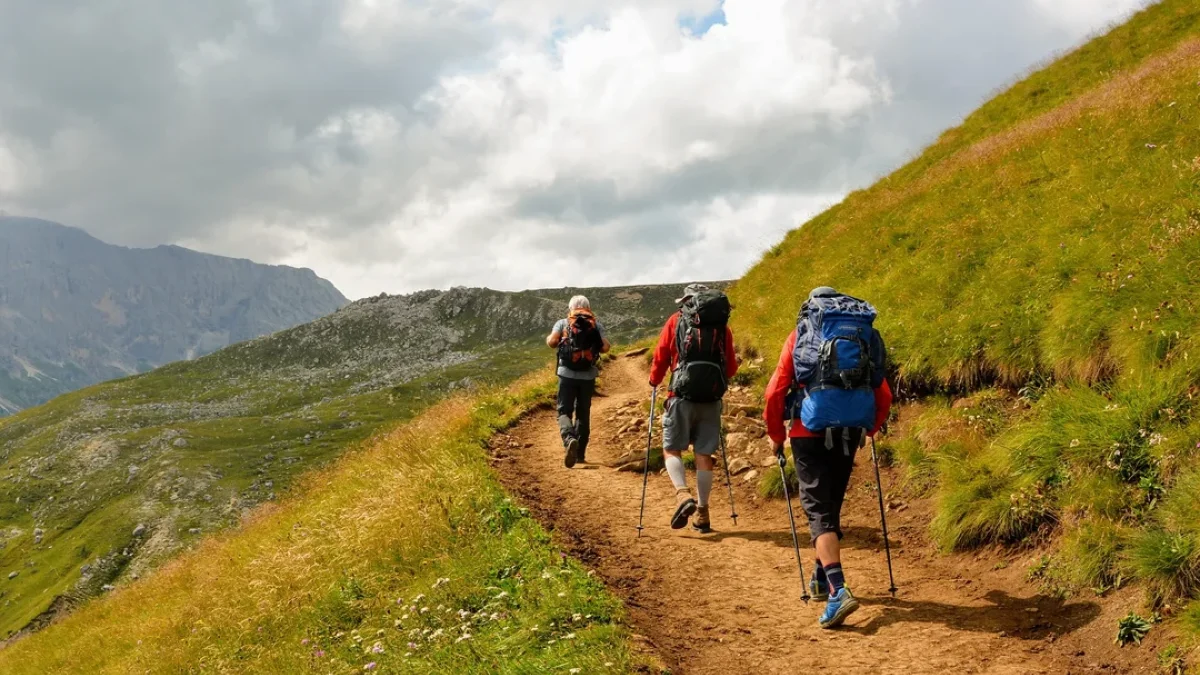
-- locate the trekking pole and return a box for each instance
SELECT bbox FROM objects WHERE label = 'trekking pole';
[636,387,658,538]
[870,436,899,597]
[717,403,738,525]
[777,450,811,603]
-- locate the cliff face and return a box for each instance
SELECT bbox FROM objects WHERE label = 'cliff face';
[0,216,348,413]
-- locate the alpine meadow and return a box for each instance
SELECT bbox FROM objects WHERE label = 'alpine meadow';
[4,0,1200,673]
[732,0,1200,642]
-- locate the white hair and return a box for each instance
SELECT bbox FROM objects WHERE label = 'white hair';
[568,295,591,311]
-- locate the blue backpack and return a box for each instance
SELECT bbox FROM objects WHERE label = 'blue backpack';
[785,291,887,444]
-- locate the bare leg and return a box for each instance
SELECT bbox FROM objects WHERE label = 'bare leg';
[815,532,840,566]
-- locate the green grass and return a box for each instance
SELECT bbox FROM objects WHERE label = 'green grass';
[0,376,643,673]
[724,0,1200,627]
[0,284,686,637]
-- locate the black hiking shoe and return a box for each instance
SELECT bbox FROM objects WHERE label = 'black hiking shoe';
[564,437,579,468]
[671,490,697,530]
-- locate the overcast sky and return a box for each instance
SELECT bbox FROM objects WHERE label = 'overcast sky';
[0,0,1150,299]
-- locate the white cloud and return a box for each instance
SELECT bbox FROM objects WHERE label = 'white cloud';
[0,0,1153,299]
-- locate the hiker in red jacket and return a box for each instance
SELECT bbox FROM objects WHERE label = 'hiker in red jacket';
[763,286,893,628]
[649,284,739,533]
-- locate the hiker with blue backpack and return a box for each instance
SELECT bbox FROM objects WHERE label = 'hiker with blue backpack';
[547,295,612,468]
[763,287,894,629]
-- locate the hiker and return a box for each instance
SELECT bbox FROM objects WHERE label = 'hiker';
[648,283,739,533]
[547,295,611,468]
[764,286,893,629]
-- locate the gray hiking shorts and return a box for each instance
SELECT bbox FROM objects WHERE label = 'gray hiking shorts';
[662,397,722,455]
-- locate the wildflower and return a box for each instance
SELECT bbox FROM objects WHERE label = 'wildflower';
[314,650,326,658]
[364,663,377,671]
[557,592,567,598]
[572,614,582,622]
[372,643,385,654]
[541,570,554,580]
[456,634,473,643]
[396,597,404,605]
[433,577,451,588]
[431,629,445,640]
[564,633,577,640]
[407,642,418,650]
[420,607,430,614]
[377,629,386,637]
[1069,439,1080,448]
[301,638,310,646]
[570,669,582,674]
[414,593,426,602]
[458,609,471,619]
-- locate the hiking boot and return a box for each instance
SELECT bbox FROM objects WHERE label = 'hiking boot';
[691,506,712,533]
[564,436,579,469]
[670,490,697,530]
[819,587,860,629]
[809,577,830,602]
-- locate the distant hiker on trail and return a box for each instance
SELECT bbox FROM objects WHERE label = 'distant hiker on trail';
[764,286,893,629]
[547,295,611,468]
[648,283,739,534]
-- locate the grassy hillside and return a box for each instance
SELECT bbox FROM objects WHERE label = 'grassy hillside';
[0,375,640,673]
[0,283,698,639]
[731,0,1200,645]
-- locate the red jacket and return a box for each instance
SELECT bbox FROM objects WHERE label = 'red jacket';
[764,329,893,445]
[649,313,739,396]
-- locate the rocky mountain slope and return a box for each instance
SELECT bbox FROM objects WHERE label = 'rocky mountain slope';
[0,281,712,640]
[0,216,348,414]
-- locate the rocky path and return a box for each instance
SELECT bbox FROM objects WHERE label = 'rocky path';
[493,353,1137,674]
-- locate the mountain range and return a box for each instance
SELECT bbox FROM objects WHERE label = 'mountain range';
[0,216,348,414]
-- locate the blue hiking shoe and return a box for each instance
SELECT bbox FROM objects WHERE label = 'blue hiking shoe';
[819,587,860,629]
[809,577,830,602]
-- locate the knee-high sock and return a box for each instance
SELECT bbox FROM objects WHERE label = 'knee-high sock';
[665,455,688,491]
[825,562,846,593]
[696,470,713,507]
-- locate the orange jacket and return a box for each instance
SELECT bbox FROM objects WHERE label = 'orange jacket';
[648,312,739,396]
[764,329,893,445]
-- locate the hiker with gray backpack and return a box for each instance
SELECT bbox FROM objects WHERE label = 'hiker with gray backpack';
[648,284,740,533]
[547,295,611,468]
[763,287,894,629]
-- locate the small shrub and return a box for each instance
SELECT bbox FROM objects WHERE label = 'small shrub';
[931,451,1053,550]
[895,437,938,496]
[1115,611,1153,647]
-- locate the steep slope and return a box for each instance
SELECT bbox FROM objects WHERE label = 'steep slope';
[0,216,348,413]
[0,376,644,674]
[731,0,1200,654]
[0,282,703,639]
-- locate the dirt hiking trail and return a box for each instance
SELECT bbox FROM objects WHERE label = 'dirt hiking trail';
[494,355,1148,675]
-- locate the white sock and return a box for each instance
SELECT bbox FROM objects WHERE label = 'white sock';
[697,470,713,507]
[665,455,688,491]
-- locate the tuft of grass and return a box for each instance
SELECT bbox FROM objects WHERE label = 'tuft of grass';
[757,460,798,500]
[1129,530,1200,606]
[1050,519,1132,594]
[0,376,639,674]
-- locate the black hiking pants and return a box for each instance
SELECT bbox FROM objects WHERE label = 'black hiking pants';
[791,428,862,543]
[556,377,595,461]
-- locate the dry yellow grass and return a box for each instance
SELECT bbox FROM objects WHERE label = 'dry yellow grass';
[0,376,633,673]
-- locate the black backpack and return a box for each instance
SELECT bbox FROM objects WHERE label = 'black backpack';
[669,289,732,402]
[558,309,603,372]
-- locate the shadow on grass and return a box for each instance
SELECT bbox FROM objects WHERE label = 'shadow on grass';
[845,590,1102,639]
